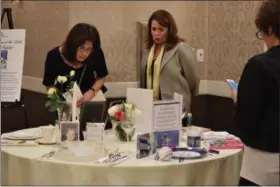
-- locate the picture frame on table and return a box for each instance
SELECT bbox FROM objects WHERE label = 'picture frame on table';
[156,129,180,148]
[60,121,80,142]
[79,101,106,140]
[136,132,157,159]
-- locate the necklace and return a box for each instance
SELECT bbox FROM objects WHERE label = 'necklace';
[59,46,87,87]
[59,46,84,69]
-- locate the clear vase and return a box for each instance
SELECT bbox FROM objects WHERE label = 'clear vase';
[57,102,72,121]
[112,121,135,142]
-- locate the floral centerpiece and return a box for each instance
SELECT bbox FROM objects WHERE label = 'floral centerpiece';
[45,70,76,121]
[108,102,141,141]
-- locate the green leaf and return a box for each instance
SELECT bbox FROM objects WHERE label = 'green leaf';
[48,104,59,112]
[45,100,53,108]
[108,116,116,121]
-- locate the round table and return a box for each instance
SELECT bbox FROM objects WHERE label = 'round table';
[1,128,243,185]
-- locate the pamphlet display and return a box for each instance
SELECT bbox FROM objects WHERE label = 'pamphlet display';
[127,88,183,158]
[1,29,26,102]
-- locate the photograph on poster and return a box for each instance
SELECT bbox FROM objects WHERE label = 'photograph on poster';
[1,50,8,69]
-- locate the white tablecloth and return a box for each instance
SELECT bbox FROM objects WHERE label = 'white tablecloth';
[1,129,243,185]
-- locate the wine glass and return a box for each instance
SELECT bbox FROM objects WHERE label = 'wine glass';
[121,122,134,142]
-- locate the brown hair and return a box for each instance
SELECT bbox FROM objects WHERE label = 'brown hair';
[255,0,280,38]
[146,9,184,50]
[62,23,101,62]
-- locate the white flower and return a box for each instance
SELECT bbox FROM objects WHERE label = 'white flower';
[47,88,56,95]
[131,108,142,121]
[124,104,133,111]
[57,76,67,83]
[108,105,120,116]
[124,104,133,120]
[70,70,75,77]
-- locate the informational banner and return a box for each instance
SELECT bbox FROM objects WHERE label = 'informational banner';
[1,29,26,102]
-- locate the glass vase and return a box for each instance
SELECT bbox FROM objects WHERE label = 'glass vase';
[112,121,135,142]
[57,102,72,121]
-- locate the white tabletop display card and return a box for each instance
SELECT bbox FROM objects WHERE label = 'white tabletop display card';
[127,88,154,134]
[86,123,105,150]
[1,29,26,102]
[153,98,181,149]
[153,100,181,131]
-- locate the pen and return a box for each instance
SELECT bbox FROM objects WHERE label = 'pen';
[209,149,219,154]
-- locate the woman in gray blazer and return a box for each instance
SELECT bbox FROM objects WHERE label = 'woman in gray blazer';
[140,9,199,113]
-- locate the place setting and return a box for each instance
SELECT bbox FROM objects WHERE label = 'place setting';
[1,128,42,146]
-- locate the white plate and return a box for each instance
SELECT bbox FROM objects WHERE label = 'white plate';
[37,139,56,145]
[2,134,42,140]
[172,151,201,158]
[2,131,42,140]
[1,139,38,146]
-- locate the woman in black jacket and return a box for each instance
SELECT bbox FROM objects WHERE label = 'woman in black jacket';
[229,0,279,185]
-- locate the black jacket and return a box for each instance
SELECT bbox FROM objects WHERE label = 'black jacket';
[234,45,280,153]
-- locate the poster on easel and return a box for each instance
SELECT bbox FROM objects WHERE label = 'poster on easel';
[1,29,26,102]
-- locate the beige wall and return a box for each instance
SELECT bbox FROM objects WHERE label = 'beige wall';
[1,1,69,79]
[1,1,262,82]
[207,1,263,81]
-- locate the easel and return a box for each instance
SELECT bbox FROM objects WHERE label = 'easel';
[1,8,14,29]
[1,8,29,129]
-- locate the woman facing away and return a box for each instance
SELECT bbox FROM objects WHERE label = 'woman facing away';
[140,9,200,113]
[229,0,280,185]
[42,23,108,107]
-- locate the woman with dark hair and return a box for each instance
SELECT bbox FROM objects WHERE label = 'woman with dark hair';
[140,9,199,113]
[43,23,108,106]
[228,0,279,185]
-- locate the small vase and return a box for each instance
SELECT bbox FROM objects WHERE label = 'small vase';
[57,102,72,121]
[112,121,135,142]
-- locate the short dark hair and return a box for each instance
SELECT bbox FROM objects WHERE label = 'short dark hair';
[255,0,280,38]
[146,9,184,50]
[62,23,101,62]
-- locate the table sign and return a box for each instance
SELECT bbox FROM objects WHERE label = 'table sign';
[1,29,26,102]
[153,93,182,148]
[127,88,183,152]
[86,123,105,150]
[174,92,183,116]
[153,100,181,131]
[127,88,154,134]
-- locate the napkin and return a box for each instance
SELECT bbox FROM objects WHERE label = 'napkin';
[202,131,234,140]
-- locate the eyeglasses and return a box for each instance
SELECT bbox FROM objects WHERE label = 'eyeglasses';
[255,30,263,40]
[78,46,93,53]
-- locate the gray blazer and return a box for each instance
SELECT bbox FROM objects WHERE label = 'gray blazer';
[140,42,200,113]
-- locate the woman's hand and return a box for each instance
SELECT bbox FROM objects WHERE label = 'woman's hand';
[231,89,238,103]
[76,90,95,106]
